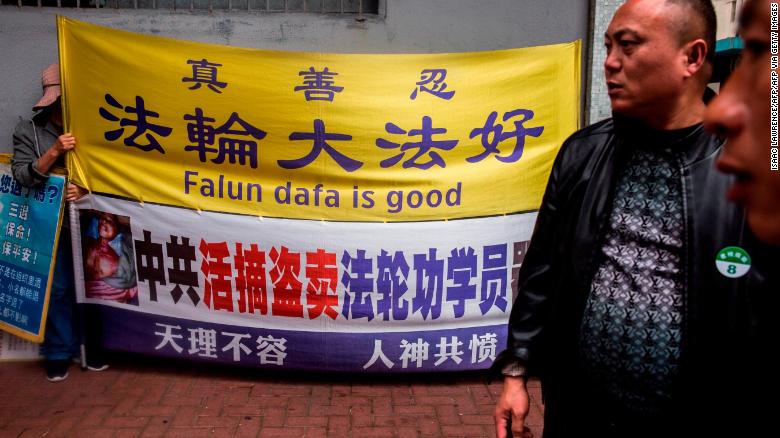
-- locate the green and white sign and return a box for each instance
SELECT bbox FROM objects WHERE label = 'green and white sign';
[715,246,752,279]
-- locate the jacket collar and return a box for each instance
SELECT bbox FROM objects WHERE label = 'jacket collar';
[612,114,723,167]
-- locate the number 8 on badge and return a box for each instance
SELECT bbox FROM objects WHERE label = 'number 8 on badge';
[715,246,751,279]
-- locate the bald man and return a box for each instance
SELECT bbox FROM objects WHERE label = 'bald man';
[492,1,778,436]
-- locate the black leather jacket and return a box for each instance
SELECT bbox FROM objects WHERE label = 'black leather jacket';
[493,117,777,435]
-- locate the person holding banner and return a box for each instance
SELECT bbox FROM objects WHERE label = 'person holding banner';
[492,1,778,437]
[11,63,107,382]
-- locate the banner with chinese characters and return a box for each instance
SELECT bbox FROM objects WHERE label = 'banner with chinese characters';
[60,16,577,371]
[59,17,580,222]
[71,194,535,371]
[0,156,66,343]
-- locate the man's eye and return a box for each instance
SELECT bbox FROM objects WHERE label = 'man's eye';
[743,39,769,57]
[619,40,637,47]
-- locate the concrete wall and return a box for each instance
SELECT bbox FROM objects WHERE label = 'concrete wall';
[0,0,590,154]
[587,0,622,125]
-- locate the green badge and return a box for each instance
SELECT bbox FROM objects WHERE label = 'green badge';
[715,246,752,278]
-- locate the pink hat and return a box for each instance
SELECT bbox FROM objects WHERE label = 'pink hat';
[33,63,61,111]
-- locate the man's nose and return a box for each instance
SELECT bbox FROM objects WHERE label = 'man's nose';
[604,50,621,73]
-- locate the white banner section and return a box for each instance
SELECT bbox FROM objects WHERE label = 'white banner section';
[72,194,536,371]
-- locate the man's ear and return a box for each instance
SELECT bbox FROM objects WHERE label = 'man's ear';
[684,38,708,78]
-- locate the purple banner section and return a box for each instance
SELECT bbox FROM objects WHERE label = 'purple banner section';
[93,305,506,372]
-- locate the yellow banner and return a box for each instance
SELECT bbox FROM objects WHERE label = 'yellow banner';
[60,17,580,222]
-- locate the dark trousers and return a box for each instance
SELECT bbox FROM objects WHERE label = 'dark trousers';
[41,233,78,360]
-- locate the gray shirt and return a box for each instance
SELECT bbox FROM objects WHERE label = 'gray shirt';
[11,115,70,231]
[11,115,63,188]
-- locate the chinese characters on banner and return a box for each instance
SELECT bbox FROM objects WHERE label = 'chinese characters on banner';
[58,17,580,371]
[71,195,536,371]
[0,158,65,342]
[60,17,581,222]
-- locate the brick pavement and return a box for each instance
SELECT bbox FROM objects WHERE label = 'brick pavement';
[0,354,544,438]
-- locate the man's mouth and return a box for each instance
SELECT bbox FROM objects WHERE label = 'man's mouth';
[726,173,753,204]
[607,82,623,95]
